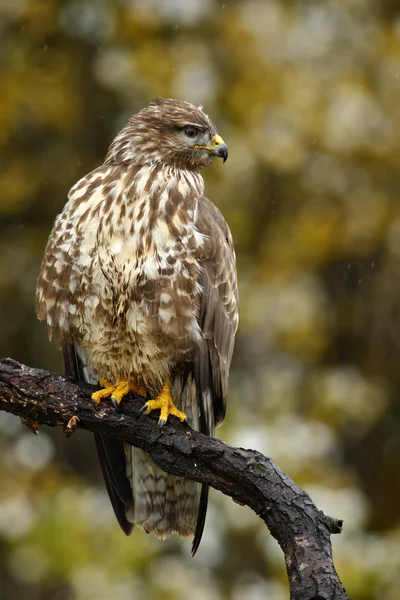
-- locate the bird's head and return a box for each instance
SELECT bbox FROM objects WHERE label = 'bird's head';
[105,98,228,170]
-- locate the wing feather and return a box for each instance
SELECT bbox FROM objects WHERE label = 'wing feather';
[191,196,238,554]
[63,343,133,536]
[195,196,239,426]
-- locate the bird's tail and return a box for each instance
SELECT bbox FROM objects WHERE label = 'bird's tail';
[64,344,208,549]
[125,375,202,540]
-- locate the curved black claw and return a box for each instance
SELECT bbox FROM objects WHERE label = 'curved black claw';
[137,402,148,420]
[158,419,166,429]
[111,398,120,409]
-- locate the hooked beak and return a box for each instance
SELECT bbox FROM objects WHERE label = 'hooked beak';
[194,134,228,163]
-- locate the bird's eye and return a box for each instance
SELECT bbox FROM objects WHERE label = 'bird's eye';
[184,126,199,139]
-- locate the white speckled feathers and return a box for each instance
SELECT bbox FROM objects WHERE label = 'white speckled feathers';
[37,161,207,387]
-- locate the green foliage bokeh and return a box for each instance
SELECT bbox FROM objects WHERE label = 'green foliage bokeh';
[1,1,400,599]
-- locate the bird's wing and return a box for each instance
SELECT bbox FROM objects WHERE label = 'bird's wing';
[195,195,239,428]
[191,195,238,554]
[63,343,133,536]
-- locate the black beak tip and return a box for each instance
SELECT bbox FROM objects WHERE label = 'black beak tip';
[217,144,228,163]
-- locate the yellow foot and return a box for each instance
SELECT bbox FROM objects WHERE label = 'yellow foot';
[92,378,146,408]
[139,378,187,427]
[130,382,147,397]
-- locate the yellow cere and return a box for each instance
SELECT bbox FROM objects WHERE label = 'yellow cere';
[194,133,225,151]
[211,134,224,147]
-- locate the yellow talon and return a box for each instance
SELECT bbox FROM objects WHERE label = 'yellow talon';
[91,380,117,404]
[111,381,130,406]
[142,378,187,426]
[91,379,146,406]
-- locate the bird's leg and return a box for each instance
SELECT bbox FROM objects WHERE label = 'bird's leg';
[129,381,147,397]
[139,378,187,427]
[91,378,146,407]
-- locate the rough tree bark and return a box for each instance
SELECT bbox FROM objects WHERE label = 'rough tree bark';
[0,356,348,600]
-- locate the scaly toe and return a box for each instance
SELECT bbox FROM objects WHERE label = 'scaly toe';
[110,381,130,407]
[92,385,116,405]
[168,404,187,423]
[142,399,158,415]
[141,394,187,426]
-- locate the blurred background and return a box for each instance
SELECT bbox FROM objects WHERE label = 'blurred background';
[1,0,400,598]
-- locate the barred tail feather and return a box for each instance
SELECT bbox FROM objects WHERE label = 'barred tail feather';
[125,448,201,538]
[125,375,202,539]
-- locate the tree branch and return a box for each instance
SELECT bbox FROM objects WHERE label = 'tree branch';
[0,356,348,600]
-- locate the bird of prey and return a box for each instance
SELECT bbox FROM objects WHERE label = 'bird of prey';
[36,98,238,554]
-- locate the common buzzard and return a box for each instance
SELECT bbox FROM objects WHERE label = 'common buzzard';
[36,98,238,554]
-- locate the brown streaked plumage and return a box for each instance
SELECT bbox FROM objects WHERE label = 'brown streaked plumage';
[36,98,238,554]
